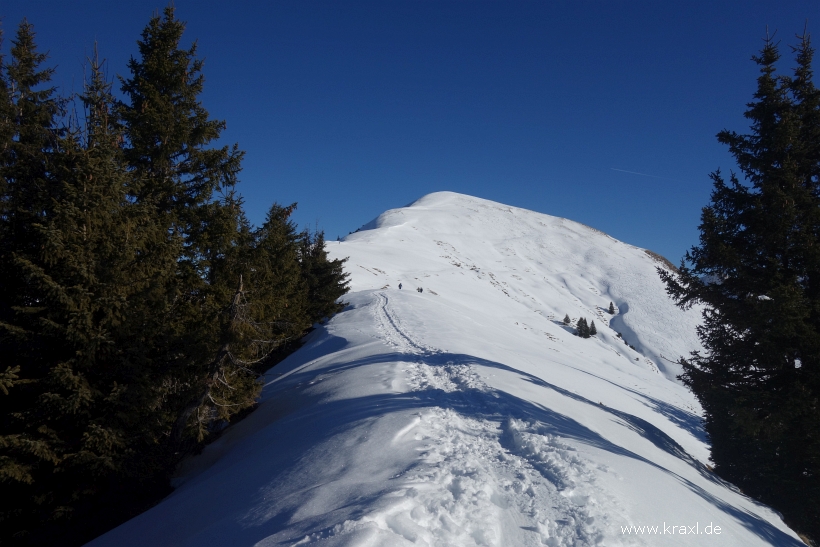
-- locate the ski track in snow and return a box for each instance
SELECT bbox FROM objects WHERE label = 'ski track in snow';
[322,291,617,546]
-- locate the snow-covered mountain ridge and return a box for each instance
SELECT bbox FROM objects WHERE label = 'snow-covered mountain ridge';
[89,191,804,546]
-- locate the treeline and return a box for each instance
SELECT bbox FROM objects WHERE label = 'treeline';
[661,32,819,543]
[0,8,348,546]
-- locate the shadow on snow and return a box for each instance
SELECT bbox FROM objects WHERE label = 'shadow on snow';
[243,338,801,547]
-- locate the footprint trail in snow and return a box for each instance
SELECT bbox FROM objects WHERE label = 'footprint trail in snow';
[88,192,805,547]
[336,291,618,546]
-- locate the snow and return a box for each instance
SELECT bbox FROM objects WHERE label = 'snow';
[88,191,805,546]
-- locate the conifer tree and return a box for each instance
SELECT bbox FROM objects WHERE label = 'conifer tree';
[299,227,349,323]
[0,25,20,421]
[660,32,820,541]
[119,6,242,213]
[590,321,597,336]
[0,9,354,543]
[0,26,11,198]
[167,202,316,446]
[563,314,570,325]
[0,19,63,359]
[0,45,180,544]
[0,21,65,542]
[252,203,310,338]
[255,204,308,317]
[118,6,257,450]
[608,302,615,314]
[576,317,589,338]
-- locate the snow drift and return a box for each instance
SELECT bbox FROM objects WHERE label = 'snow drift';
[88,192,804,546]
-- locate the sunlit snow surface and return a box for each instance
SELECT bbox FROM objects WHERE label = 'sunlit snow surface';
[89,192,804,546]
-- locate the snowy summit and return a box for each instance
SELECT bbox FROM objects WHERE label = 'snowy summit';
[89,192,804,546]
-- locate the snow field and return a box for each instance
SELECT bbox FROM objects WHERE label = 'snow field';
[88,192,805,546]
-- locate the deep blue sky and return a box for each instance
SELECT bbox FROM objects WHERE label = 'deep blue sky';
[2,1,818,263]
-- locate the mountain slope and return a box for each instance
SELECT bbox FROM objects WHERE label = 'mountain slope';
[89,191,804,546]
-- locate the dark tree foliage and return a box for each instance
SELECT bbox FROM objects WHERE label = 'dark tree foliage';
[253,203,309,339]
[0,28,11,205]
[117,6,258,451]
[299,227,350,323]
[0,10,350,546]
[0,20,66,541]
[236,202,313,375]
[589,321,597,336]
[0,20,63,364]
[0,43,178,545]
[660,32,820,542]
[608,302,615,315]
[563,314,570,325]
[119,7,242,214]
[576,317,590,338]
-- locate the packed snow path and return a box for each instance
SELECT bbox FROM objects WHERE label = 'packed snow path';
[368,290,617,546]
[347,290,600,544]
[89,192,805,546]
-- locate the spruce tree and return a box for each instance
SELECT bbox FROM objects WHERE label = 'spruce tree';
[660,32,820,541]
[0,44,181,544]
[576,317,589,338]
[563,314,571,325]
[252,203,310,339]
[118,6,257,451]
[299,227,350,323]
[167,202,310,446]
[590,321,597,336]
[0,9,353,543]
[0,20,63,366]
[0,23,20,425]
[0,21,65,542]
[608,302,615,314]
[119,6,243,213]
[0,26,11,201]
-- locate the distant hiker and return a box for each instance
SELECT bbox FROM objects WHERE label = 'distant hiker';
[417,287,423,293]
[398,283,402,289]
